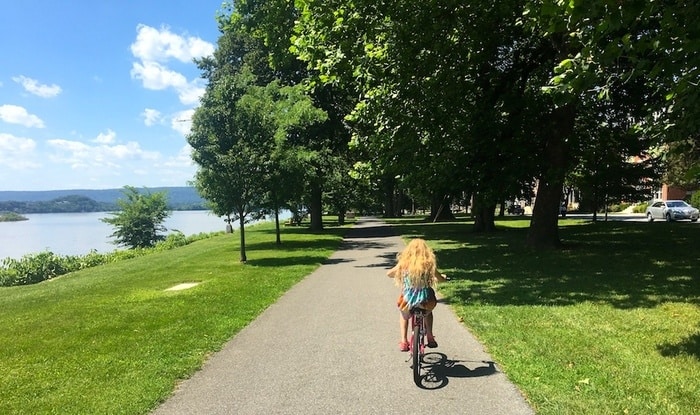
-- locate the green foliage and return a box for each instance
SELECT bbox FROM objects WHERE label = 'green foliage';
[100,186,171,249]
[607,202,630,213]
[633,202,649,213]
[0,252,66,286]
[691,191,700,209]
[0,212,28,222]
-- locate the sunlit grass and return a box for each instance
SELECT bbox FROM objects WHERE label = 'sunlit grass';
[388,215,700,414]
[0,220,348,415]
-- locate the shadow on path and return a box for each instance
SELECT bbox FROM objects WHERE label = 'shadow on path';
[415,353,497,390]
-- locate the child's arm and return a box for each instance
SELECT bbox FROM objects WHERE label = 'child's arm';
[433,270,449,282]
[387,265,399,278]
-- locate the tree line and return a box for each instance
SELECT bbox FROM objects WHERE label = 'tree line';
[189,0,699,258]
[0,194,207,214]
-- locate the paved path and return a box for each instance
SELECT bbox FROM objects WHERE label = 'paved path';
[152,217,534,415]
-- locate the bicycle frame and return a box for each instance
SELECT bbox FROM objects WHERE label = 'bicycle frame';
[409,308,427,383]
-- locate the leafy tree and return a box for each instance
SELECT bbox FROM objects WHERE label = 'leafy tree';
[190,11,327,260]
[189,65,273,263]
[228,0,353,232]
[100,186,170,249]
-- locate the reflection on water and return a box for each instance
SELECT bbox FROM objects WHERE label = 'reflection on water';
[0,210,286,260]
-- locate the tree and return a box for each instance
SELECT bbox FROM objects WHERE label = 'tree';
[190,12,327,260]
[229,0,354,232]
[189,66,274,263]
[100,186,170,249]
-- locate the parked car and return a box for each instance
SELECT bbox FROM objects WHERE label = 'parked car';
[507,203,524,215]
[645,200,699,222]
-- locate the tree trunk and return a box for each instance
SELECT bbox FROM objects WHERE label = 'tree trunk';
[310,181,323,231]
[238,212,247,263]
[429,195,456,222]
[383,176,397,218]
[274,207,281,245]
[472,192,497,232]
[526,104,575,249]
[337,209,346,225]
[526,180,562,248]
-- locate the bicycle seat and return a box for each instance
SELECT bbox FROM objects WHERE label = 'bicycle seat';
[409,307,429,316]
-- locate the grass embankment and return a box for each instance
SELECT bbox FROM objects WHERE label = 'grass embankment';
[388,216,699,415]
[0,221,348,415]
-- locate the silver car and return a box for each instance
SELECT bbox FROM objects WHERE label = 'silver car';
[646,200,699,222]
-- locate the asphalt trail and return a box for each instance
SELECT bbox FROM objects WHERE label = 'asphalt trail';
[152,217,534,415]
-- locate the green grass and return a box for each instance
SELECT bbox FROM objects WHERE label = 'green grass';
[3,215,698,414]
[0,220,348,415]
[388,216,699,415]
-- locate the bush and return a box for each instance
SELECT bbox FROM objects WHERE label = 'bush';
[633,202,649,213]
[608,203,631,213]
[0,252,67,286]
[691,192,700,209]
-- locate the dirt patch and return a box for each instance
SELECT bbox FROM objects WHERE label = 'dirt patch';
[165,282,200,291]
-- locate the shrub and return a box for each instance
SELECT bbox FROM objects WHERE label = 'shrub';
[691,191,700,209]
[633,202,649,213]
[0,252,67,286]
[608,203,631,213]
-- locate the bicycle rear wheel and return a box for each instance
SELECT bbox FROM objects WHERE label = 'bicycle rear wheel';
[412,318,421,384]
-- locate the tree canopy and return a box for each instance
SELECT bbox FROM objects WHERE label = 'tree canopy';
[190,0,697,251]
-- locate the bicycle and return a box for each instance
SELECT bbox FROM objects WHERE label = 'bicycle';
[408,307,428,383]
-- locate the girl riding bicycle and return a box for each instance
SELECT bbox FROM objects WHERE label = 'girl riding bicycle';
[387,238,448,352]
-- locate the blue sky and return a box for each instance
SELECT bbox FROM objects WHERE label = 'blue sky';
[0,1,224,191]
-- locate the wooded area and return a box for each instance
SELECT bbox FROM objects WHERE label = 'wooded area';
[188,0,699,251]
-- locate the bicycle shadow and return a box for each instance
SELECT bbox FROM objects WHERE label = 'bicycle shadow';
[415,353,497,390]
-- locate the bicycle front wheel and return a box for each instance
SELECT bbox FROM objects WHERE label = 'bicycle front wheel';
[412,322,421,384]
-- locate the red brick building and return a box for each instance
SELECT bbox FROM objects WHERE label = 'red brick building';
[661,184,692,200]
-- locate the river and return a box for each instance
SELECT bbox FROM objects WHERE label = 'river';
[0,210,286,260]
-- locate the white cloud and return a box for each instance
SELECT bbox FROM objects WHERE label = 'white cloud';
[93,129,116,144]
[0,133,39,169]
[171,109,194,136]
[142,108,162,126]
[177,82,205,106]
[130,24,214,63]
[130,24,212,105]
[131,60,188,91]
[163,145,194,168]
[47,137,160,170]
[12,75,62,98]
[0,104,45,128]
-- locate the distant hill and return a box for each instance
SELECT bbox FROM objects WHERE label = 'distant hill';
[0,187,207,212]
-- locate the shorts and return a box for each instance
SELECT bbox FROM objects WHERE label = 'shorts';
[397,287,437,318]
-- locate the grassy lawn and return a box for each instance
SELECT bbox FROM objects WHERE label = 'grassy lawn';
[0,220,347,415]
[388,216,699,415]
[3,215,697,414]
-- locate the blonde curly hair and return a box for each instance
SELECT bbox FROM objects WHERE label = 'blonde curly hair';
[390,238,438,289]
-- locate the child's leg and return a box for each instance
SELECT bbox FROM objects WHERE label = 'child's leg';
[400,313,409,342]
[425,312,438,347]
[425,312,434,338]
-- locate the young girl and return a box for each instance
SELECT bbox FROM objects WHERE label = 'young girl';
[387,238,448,351]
